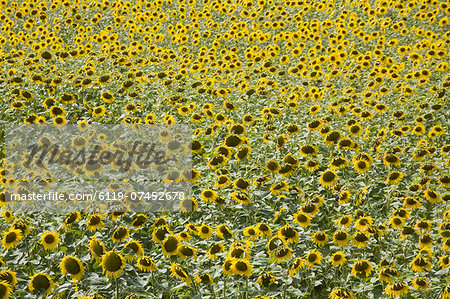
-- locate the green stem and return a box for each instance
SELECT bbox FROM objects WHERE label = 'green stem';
[115,277,119,299]
[223,277,226,299]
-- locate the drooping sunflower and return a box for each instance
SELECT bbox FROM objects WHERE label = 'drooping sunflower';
[256,272,277,287]
[352,232,370,248]
[312,232,328,247]
[289,257,305,277]
[271,245,293,263]
[62,212,81,228]
[278,225,299,243]
[101,251,126,278]
[333,230,350,246]
[111,226,130,242]
[410,255,432,272]
[89,236,106,260]
[329,288,355,299]
[136,256,158,272]
[60,255,84,281]
[386,171,403,185]
[355,216,373,232]
[40,231,60,250]
[351,260,373,277]
[378,267,399,282]
[29,272,54,295]
[195,273,214,285]
[256,223,272,237]
[87,213,105,231]
[216,224,233,239]
[411,277,429,290]
[170,263,192,285]
[124,240,144,260]
[0,270,17,288]
[161,235,180,257]
[385,282,409,297]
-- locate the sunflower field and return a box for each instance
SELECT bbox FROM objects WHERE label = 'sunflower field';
[0,0,449,297]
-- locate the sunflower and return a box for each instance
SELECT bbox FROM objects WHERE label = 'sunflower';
[418,234,433,249]
[136,256,157,272]
[170,263,192,285]
[60,255,84,281]
[198,224,213,239]
[337,215,353,228]
[131,214,148,228]
[411,277,429,290]
[256,272,277,287]
[266,160,280,172]
[89,236,106,260]
[333,230,349,246]
[389,216,405,230]
[87,213,105,231]
[329,288,355,299]
[299,144,318,157]
[305,249,322,268]
[41,231,60,250]
[424,189,441,204]
[312,232,328,247]
[320,169,338,188]
[385,282,409,297]
[353,159,370,173]
[124,240,144,260]
[256,223,272,237]
[195,273,214,285]
[330,251,347,267]
[355,216,373,232]
[161,235,180,257]
[352,232,370,248]
[410,255,432,272]
[111,226,130,242]
[101,251,126,278]
[293,211,311,228]
[289,257,306,277]
[231,259,252,277]
[378,267,398,282]
[383,153,401,167]
[403,197,421,209]
[0,265,17,290]
[416,219,432,232]
[330,157,349,170]
[201,189,218,203]
[278,225,299,243]
[2,229,22,250]
[152,225,172,243]
[305,160,320,171]
[63,212,81,228]
[222,258,234,276]
[386,171,403,185]
[351,260,373,277]
[216,224,233,239]
[271,245,293,263]
[29,273,54,295]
